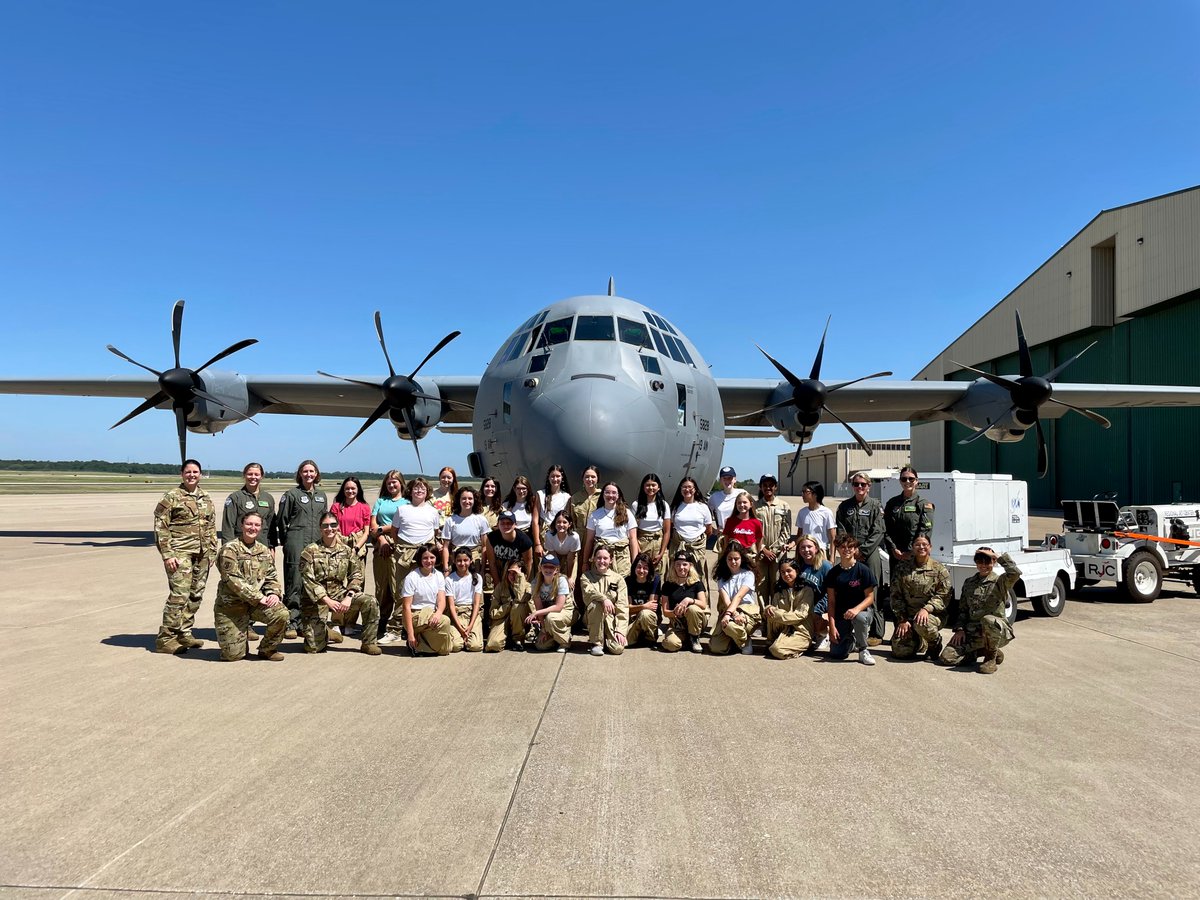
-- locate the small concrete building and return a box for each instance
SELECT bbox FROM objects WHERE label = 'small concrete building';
[778,440,910,495]
[911,185,1200,507]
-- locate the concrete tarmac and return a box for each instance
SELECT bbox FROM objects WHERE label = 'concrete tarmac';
[2,492,1199,899]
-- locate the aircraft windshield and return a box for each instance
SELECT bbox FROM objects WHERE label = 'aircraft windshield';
[575,316,615,341]
[618,318,652,348]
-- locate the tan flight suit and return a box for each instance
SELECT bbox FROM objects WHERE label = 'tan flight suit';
[213,539,288,661]
[582,569,629,655]
[485,572,532,652]
[300,540,376,653]
[658,579,708,653]
[408,605,455,655]
[754,497,793,605]
[383,542,424,635]
[530,576,574,651]
[709,596,762,655]
[637,529,666,574]
[448,574,485,653]
[154,484,219,651]
[594,536,632,578]
[765,583,816,659]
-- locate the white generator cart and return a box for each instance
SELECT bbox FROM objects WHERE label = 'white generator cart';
[874,472,1076,620]
[1047,500,1200,602]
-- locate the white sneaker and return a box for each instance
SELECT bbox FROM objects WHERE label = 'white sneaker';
[330,625,342,637]
[378,632,400,645]
[816,637,830,653]
[589,644,604,656]
[858,648,875,666]
[555,645,567,653]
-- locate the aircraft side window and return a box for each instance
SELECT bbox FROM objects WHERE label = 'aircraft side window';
[618,318,652,348]
[650,328,669,356]
[664,335,686,364]
[543,317,573,345]
[639,355,661,375]
[504,332,531,362]
[676,340,695,366]
[575,315,615,341]
[658,316,679,337]
[677,384,687,426]
[529,353,549,373]
[503,382,513,424]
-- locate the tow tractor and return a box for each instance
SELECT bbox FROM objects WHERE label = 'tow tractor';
[1046,499,1200,602]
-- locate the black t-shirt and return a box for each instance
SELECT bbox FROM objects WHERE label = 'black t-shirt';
[626,574,661,607]
[488,529,533,569]
[661,579,703,611]
[825,561,877,615]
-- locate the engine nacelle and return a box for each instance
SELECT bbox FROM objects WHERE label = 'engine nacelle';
[763,387,820,446]
[948,379,1028,444]
[389,379,444,442]
[186,371,251,435]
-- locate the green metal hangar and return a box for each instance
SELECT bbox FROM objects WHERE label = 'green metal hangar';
[910,186,1200,509]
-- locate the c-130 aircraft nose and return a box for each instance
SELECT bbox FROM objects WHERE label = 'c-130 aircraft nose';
[521,375,663,493]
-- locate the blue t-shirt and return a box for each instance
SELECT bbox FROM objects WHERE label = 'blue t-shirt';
[372,496,409,526]
[798,561,830,595]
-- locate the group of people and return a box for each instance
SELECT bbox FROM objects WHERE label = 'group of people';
[151,460,1014,673]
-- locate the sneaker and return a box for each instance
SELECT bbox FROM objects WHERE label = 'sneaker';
[555,645,567,653]
[740,639,755,655]
[689,636,703,654]
[858,648,876,666]
[284,628,299,640]
[361,644,382,656]
[589,644,604,656]
[513,640,525,652]
[330,624,342,636]
[378,632,400,645]
[867,636,883,647]
[815,637,830,653]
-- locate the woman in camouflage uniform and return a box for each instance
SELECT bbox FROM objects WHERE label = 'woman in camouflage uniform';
[300,512,380,655]
[939,547,1020,674]
[153,459,219,654]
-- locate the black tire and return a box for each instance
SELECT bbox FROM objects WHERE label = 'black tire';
[1034,576,1068,617]
[1120,550,1163,603]
[1071,566,1098,593]
[1004,588,1018,625]
[1192,569,1200,596]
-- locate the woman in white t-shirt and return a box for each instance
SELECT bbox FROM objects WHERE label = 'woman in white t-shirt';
[542,510,581,587]
[670,477,715,588]
[632,472,672,575]
[523,553,573,652]
[446,546,484,652]
[583,482,639,577]
[504,475,542,554]
[386,544,454,655]
[381,478,441,637]
[537,464,572,539]
[440,486,490,572]
[789,480,837,557]
[710,543,760,656]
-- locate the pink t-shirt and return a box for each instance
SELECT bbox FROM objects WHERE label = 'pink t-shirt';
[332,501,372,537]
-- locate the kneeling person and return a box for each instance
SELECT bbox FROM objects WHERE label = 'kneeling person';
[300,512,380,655]
[581,546,628,656]
[941,547,1018,674]
[214,513,288,661]
[525,554,574,651]
[890,535,950,661]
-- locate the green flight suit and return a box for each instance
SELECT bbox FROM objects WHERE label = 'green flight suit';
[220,486,276,545]
[274,486,329,631]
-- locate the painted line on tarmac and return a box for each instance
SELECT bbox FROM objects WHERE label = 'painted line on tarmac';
[1060,618,1200,664]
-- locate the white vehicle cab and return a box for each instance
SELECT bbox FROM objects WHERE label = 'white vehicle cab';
[865,472,1076,621]
[1047,500,1200,602]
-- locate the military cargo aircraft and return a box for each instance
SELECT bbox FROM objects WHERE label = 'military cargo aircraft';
[3,283,1199,490]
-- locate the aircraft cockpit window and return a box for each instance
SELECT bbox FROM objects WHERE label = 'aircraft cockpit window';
[676,340,695,366]
[529,353,549,373]
[542,317,572,346]
[650,328,669,356]
[658,316,679,337]
[639,355,661,375]
[618,318,652,348]
[500,333,527,363]
[663,335,686,364]
[516,313,539,332]
[575,315,615,341]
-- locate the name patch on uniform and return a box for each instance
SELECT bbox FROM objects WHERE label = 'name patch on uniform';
[258,500,268,507]
[316,496,326,504]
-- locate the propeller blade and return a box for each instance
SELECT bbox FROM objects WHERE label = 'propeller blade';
[340,399,393,452]
[191,388,256,424]
[174,404,188,464]
[755,345,804,389]
[400,406,424,472]
[374,311,396,377]
[194,338,259,373]
[109,391,169,430]
[958,407,1014,445]
[106,345,161,377]
[729,397,798,421]
[1014,310,1033,378]
[408,331,461,380]
[1034,418,1048,479]
[1043,341,1098,383]
[171,300,185,369]
[1046,398,1111,428]
[825,371,893,394]
[821,406,873,456]
[809,317,831,381]
[787,449,801,479]
[950,361,1019,392]
[317,371,384,390]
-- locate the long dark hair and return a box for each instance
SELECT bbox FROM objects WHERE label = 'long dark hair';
[715,542,757,580]
[543,464,570,497]
[671,476,706,510]
[334,476,365,506]
[634,472,667,521]
[479,477,504,514]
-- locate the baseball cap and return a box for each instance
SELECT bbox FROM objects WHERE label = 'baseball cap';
[540,553,560,567]
[719,466,736,478]
[498,510,516,522]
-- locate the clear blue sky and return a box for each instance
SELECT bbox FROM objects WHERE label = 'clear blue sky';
[2,1,1197,476]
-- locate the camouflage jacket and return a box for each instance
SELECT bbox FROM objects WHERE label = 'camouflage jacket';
[216,539,282,606]
[300,540,365,604]
[956,552,1021,630]
[890,558,951,621]
[154,485,218,559]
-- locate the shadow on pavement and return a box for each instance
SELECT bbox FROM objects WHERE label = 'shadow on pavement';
[0,529,155,548]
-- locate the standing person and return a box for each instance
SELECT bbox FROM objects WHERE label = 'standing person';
[299,512,380,655]
[478,476,504,610]
[790,481,836,556]
[764,559,817,660]
[537,465,573,538]
[485,559,532,652]
[484,511,535,585]
[523,553,574,652]
[379,477,441,642]
[583,482,638,577]
[213,512,288,662]
[754,475,792,607]
[446,546,484,653]
[883,466,934,577]
[825,534,877,666]
[625,552,661,648]
[392,544,455,655]
[659,550,709,654]
[570,465,601,536]
[889,535,951,662]
[708,465,740,534]
[439,486,490,573]
[504,475,542,553]
[543,510,581,589]
[369,470,407,639]
[836,472,886,646]
[632,473,672,575]
[430,467,459,531]
[940,547,1020,673]
[670,477,715,590]
[710,543,759,655]
[220,461,276,547]
[274,460,329,639]
[330,475,371,638]
[153,458,219,654]
[581,546,629,656]
[722,490,763,568]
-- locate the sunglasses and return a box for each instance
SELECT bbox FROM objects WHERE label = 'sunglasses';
[899,476,917,483]
[320,523,339,530]
[974,555,994,564]
[852,482,869,489]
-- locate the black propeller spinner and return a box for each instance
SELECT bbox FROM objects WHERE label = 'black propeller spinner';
[107,300,258,464]
[737,318,892,478]
[952,309,1110,478]
[319,311,463,472]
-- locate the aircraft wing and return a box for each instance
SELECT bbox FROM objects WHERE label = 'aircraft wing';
[717,379,1200,427]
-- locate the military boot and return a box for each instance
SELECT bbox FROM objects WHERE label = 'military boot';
[256,649,285,661]
[327,626,344,644]
[361,643,382,656]
[178,633,205,650]
[978,647,998,675]
[995,649,1005,666]
[246,625,261,643]
[155,639,186,655]
[925,635,943,661]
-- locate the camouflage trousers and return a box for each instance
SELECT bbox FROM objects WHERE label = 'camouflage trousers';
[302,592,380,653]
[766,615,814,660]
[709,604,762,655]
[214,597,289,661]
[890,614,944,659]
[659,605,708,652]
[939,615,1013,666]
[626,608,660,647]
[157,550,215,650]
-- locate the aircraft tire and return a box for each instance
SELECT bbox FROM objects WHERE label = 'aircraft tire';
[1120,550,1163,603]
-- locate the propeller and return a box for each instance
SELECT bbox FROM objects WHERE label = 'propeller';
[319,311,464,471]
[734,318,892,478]
[107,300,258,464]
[951,309,1110,478]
